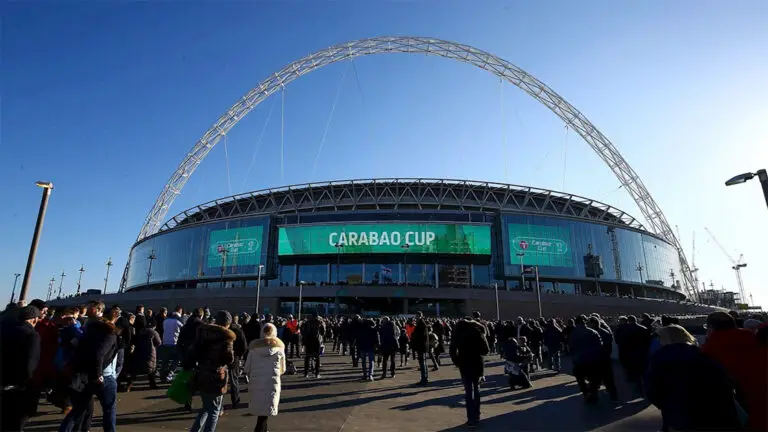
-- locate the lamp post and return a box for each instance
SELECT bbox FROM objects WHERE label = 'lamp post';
[76,265,85,296]
[255,264,265,314]
[725,169,768,210]
[218,246,229,289]
[335,243,344,284]
[47,277,55,301]
[145,250,156,291]
[516,252,525,290]
[298,280,305,322]
[58,270,66,299]
[533,265,542,318]
[104,257,113,294]
[19,181,54,303]
[401,243,410,288]
[10,273,21,304]
[493,282,500,321]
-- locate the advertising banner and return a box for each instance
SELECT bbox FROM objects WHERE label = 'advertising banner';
[278,223,491,256]
[507,223,573,267]
[207,226,264,267]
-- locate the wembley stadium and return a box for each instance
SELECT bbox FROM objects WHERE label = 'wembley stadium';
[103,178,715,318]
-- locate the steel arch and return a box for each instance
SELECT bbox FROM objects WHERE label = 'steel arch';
[133,36,695,298]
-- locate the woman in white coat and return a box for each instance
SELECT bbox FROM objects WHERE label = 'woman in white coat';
[243,323,286,432]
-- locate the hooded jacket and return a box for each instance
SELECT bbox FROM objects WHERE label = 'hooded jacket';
[244,337,286,417]
[185,323,236,395]
[450,319,490,378]
[702,328,768,432]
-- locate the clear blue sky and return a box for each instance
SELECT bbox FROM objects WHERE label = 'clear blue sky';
[2,1,766,306]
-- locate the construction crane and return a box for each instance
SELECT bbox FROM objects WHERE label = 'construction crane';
[690,231,701,302]
[704,227,748,306]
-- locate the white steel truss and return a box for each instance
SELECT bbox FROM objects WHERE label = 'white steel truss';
[131,36,696,298]
[159,178,645,232]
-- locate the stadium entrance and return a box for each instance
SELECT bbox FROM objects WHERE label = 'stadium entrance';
[278,297,465,317]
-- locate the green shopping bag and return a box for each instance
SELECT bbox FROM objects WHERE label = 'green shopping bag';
[166,370,195,405]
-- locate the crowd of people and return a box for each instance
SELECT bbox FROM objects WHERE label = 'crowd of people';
[1,298,766,432]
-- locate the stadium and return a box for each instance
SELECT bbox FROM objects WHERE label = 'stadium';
[52,37,722,317]
[112,178,715,318]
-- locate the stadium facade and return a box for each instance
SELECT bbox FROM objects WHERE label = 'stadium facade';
[115,179,713,318]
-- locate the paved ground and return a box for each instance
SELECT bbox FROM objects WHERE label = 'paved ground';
[28,352,661,431]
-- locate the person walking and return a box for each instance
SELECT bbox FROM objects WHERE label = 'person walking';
[0,305,42,431]
[588,316,618,402]
[185,310,236,432]
[228,316,248,408]
[646,324,744,432]
[59,307,121,432]
[284,315,299,359]
[411,312,431,384]
[126,320,161,391]
[158,306,184,383]
[450,313,490,429]
[378,316,399,379]
[356,318,380,381]
[542,319,563,372]
[301,313,325,379]
[568,315,603,404]
[244,323,286,432]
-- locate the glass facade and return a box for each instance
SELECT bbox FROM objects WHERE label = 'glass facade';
[125,210,683,299]
[500,214,682,291]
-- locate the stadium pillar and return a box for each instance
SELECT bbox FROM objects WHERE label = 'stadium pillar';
[19,181,54,303]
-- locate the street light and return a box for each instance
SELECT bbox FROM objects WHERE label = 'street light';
[76,265,85,296]
[104,257,113,294]
[58,270,66,299]
[298,280,305,322]
[334,243,344,284]
[725,169,768,210]
[516,252,525,290]
[493,282,500,321]
[255,264,265,314]
[401,243,411,288]
[19,181,54,303]
[47,277,55,301]
[10,273,21,304]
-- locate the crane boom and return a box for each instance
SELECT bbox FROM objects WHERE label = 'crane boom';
[704,227,736,265]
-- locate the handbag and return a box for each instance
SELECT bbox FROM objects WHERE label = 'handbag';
[504,361,521,376]
[166,369,195,405]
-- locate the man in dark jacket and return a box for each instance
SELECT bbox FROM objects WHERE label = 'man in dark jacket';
[411,312,431,385]
[185,310,236,432]
[302,313,326,379]
[378,317,400,379]
[228,319,248,408]
[588,316,618,401]
[450,314,490,428]
[568,315,603,403]
[622,315,652,392]
[356,318,380,381]
[0,305,42,431]
[542,319,563,372]
[178,308,204,355]
[59,308,121,432]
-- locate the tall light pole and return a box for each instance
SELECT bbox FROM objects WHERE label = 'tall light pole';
[10,273,21,304]
[533,266,542,317]
[298,280,305,322]
[335,243,344,284]
[218,245,229,289]
[255,264,265,314]
[146,249,157,290]
[401,243,410,288]
[516,252,525,290]
[58,270,66,299]
[104,257,113,294]
[76,265,85,296]
[493,282,500,321]
[725,169,768,210]
[19,181,54,303]
[47,277,55,301]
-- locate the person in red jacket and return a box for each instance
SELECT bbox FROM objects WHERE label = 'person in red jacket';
[30,299,59,414]
[702,311,768,432]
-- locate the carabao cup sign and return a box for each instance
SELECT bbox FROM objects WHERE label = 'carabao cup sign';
[507,223,573,268]
[208,226,263,267]
[278,223,491,255]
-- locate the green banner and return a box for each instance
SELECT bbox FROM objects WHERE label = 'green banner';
[278,223,491,255]
[507,223,573,267]
[208,226,264,267]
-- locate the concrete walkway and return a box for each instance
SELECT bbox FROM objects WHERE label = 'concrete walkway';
[28,351,661,431]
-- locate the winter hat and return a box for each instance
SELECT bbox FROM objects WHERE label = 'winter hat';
[215,310,232,327]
